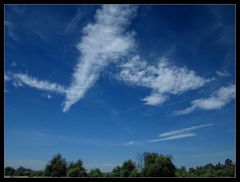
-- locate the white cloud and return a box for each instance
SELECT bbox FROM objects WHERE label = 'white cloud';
[173,105,196,115]
[125,123,213,145]
[47,94,52,99]
[117,56,211,106]
[42,93,52,99]
[11,73,66,94]
[142,93,167,106]
[124,140,135,146]
[64,8,84,33]
[4,20,13,28]
[174,84,235,115]
[63,5,137,112]
[4,73,12,81]
[216,70,230,77]
[149,133,196,142]
[5,20,19,41]
[11,61,17,67]
[158,123,213,137]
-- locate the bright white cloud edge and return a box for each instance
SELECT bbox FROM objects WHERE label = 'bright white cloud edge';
[62,5,137,112]
[117,56,212,106]
[174,84,235,115]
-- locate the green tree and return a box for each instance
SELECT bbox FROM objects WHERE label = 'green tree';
[66,160,87,177]
[110,166,121,177]
[44,154,67,177]
[89,168,103,177]
[223,159,235,177]
[130,169,142,177]
[143,153,176,177]
[175,166,188,177]
[15,166,32,176]
[30,170,44,177]
[120,160,136,177]
[5,167,15,176]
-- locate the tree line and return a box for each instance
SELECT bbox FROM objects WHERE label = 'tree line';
[4,153,235,177]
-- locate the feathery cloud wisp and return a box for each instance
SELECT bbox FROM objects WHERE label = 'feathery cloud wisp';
[216,70,230,77]
[64,8,84,33]
[117,55,212,106]
[150,133,196,142]
[63,5,137,112]
[4,73,12,81]
[5,20,19,41]
[174,84,235,115]
[125,123,213,145]
[124,140,135,146]
[158,123,213,137]
[11,73,66,94]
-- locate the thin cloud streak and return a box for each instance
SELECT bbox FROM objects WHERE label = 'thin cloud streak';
[11,72,66,94]
[125,123,213,146]
[64,8,84,33]
[150,133,196,142]
[216,70,230,77]
[158,123,213,137]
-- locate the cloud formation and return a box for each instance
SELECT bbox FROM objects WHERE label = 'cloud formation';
[5,20,19,41]
[125,123,213,145]
[124,140,135,146]
[11,73,66,94]
[5,5,233,114]
[63,5,137,112]
[117,55,211,106]
[149,133,196,142]
[158,123,213,138]
[4,73,12,81]
[216,70,230,77]
[174,84,235,115]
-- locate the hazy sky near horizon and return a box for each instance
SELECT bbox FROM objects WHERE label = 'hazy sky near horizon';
[4,4,235,172]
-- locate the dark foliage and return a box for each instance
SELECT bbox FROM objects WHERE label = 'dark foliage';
[5,153,235,177]
[44,153,67,177]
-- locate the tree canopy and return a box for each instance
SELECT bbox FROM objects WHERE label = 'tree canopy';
[66,159,87,177]
[44,153,67,177]
[5,153,235,177]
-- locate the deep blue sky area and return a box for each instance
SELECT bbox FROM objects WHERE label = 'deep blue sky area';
[4,5,235,172]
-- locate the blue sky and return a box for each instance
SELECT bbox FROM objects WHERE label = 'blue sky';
[4,5,235,172]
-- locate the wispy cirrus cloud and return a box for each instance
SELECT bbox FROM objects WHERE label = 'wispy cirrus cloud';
[117,55,212,106]
[174,84,235,115]
[64,8,84,33]
[125,123,213,145]
[124,140,135,146]
[5,20,19,41]
[42,93,52,99]
[216,70,230,77]
[158,123,213,138]
[10,72,66,95]
[149,133,196,142]
[4,73,12,81]
[63,5,137,112]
